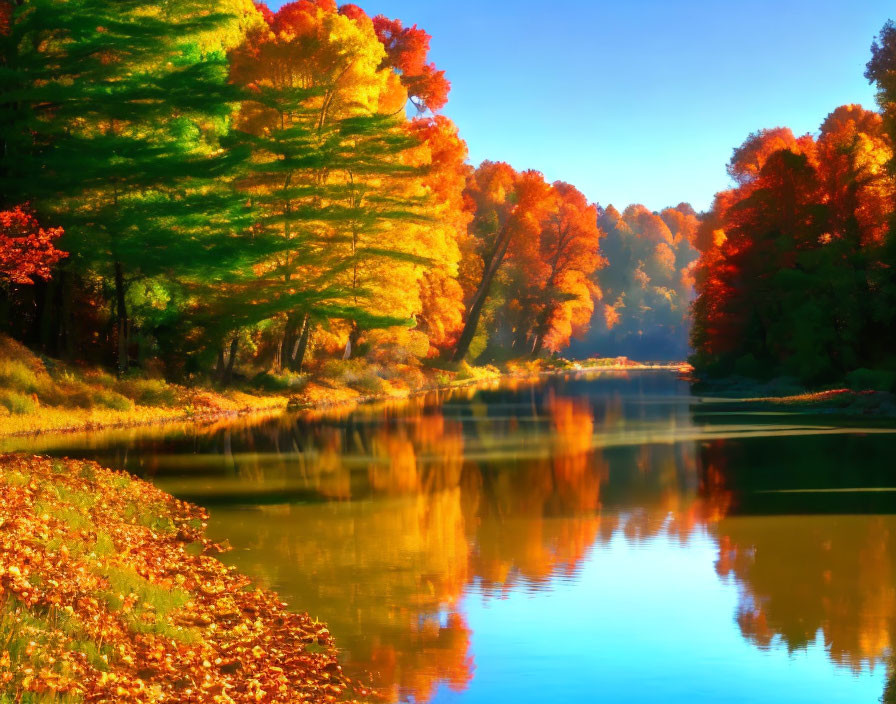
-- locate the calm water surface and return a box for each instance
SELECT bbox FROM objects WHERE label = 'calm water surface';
[6,370,896,703]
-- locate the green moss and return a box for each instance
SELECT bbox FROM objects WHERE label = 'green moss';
[54,485,97,512]
[845,368,896,392]
[0,599,92,702]
[92,533,116,557]
[0,358,48,395]
[110,474,132,490]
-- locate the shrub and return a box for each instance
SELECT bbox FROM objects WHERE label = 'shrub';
[0,359,47,395]
[317,358,372,385]
[364,328,430,365]
[733,353,763,379]
[90,389,134,412]
[82,369,117,389]
[348,372,386,396]
[845,368,896,392]
[116,378,178,407]
[250,371,307,393]
[61,384,100,410]
[0,390,38,415]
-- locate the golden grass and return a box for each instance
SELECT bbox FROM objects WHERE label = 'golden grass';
[0,336,288,438]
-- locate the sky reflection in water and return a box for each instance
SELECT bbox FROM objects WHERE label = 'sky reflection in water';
[7,371,896,703]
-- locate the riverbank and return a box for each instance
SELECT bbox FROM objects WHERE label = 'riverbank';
[0,334,502,437]
[0,333,695,438]
[0,454,374,703]
[691,374,896,417]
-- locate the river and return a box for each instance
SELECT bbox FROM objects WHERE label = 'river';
[4,370,896,703]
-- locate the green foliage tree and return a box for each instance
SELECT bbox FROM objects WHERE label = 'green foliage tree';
[0,0,254,372]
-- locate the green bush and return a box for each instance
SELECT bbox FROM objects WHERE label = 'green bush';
[845,368,896,392]
[250,371,307,392]
[61,385,100,410]
[318,358,363,381]
[348,372,386,395]
[0,390,38,415]
[0,359,47,395]
[90,389,134,411]
[318,357,389,395]
[116,378,178,407]
[83,370,117,389]
[733,353,763,379]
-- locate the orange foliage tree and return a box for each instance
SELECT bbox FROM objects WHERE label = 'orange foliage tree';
[409,116,473,355]
[691,103,896,380]
[451,162,556,362]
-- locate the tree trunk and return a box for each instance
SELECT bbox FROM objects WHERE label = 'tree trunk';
[222,335,239,387]
[452,227,512,363]
[530,333,544,358]
[530,309,553,358]
[274,337,284,373]
[280,314,301,370]
[59,270,74,361]
[292,313,311,372]
[27,279,47,347]
[114,261,128,375]
[215,345,225,381]
[511,325,529,353]
[0,285,8,336]
[39,276,57,354]
[343,322,361,360]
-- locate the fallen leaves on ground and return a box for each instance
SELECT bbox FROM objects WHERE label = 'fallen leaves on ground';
[0,454,377,702]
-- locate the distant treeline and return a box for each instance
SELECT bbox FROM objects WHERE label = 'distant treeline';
[567,204,698,361]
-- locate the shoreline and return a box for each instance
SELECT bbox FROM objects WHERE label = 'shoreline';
[0,396,290,440]
[12,361,892,441]
[0,361,691,440]
[691,376,896,417]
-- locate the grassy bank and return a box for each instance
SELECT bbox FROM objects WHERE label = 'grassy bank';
[0,334,688,437]
[691,374,896,416]
[0,337,289,437]
[0,335,507,436]
[0,335,503,437]
[0,454,372,703]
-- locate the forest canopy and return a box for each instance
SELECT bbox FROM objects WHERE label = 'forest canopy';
[0,0,698,387]
[6,0,892,388]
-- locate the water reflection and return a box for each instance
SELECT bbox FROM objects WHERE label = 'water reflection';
[6,371,896,702]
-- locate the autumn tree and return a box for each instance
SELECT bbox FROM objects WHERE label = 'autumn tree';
[408,116,472,355]
[490,182,604,357]
[527,183,604,355]
[451,162,555,362]
[865,20,896,365]
[339,5,450,113]
[221,1,439,375]
[691,99,896,381]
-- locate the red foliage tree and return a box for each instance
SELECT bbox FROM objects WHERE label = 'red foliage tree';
[0,206,67,285]
[340,5,450,112]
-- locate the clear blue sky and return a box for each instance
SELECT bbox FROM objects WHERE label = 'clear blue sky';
[272,0,892,212]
